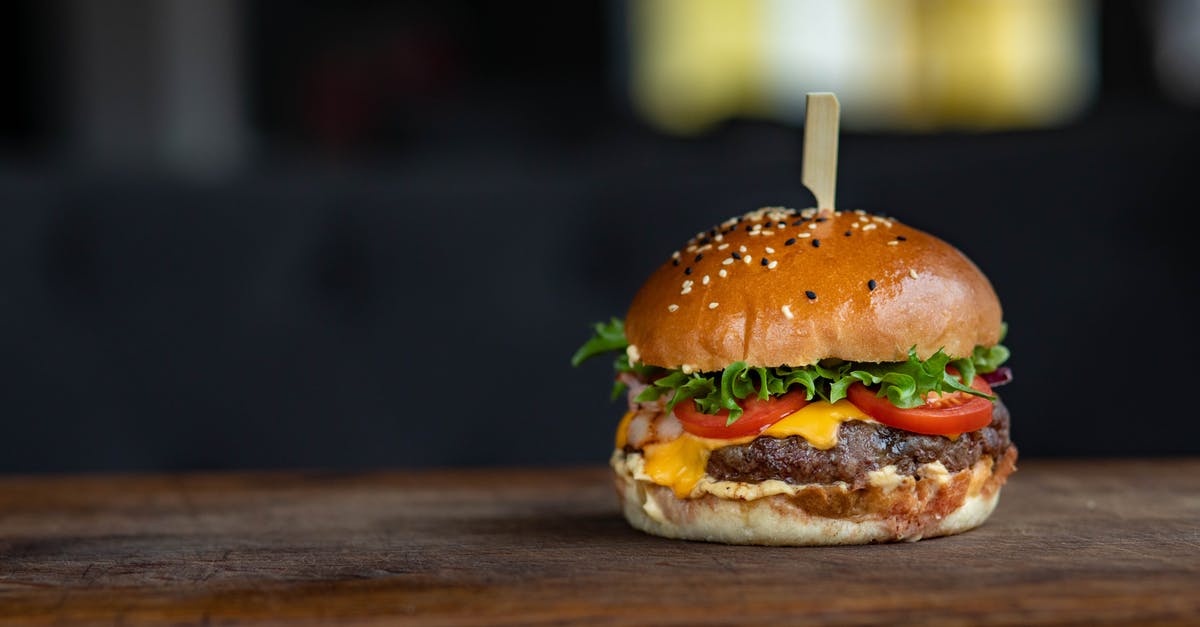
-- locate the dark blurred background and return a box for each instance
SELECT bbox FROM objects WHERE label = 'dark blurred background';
[1,1,1197,473]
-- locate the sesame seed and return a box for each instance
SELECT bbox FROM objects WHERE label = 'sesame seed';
[805,290,817,300]
[761,257,769,266]
[765,247,775,254]
[798,232,811,238]
[910,269,920,279]
[719,269,728,278]
[739,245,747,253]
[745,225,754,232]
[709,302,719,309]
[731,251,741,260]
[852,223,860,229]
[811,239,821,248]
[686,245,698,253]
[887,241,899,246]
[777,222,786,228]
[672,259,679,266]
[668,304,679,312]
[844,231,852,237]
[768,260,778,269]
[702,274,710,285]
[722,258,734,266]
[868,279,877,291]
[808,223,818,230]
[694,254,703,262]
[718,243,730,250]
[785,238,796,246]
[681,287,692,295]
[743,255,751,264]
[672,250,681,258]
[896,235,907,241]
[762,230,775,236]
[859,216,870,222]
[815,217,827,223]
[855,209,866,215]
[863,223,877,231]
[782,305,794,319]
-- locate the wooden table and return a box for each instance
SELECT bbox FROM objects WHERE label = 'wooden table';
[1,459,1197,625]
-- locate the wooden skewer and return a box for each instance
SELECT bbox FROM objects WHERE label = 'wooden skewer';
[802,93,840,211]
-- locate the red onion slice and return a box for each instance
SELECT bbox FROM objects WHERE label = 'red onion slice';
[981,366,1013,387]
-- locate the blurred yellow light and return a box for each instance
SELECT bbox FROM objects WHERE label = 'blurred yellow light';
[630,0,767,134]
[627,0,1097,133]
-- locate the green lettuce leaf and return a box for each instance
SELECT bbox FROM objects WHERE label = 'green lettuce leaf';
[571,318,1009,422]
[570,318,627,367]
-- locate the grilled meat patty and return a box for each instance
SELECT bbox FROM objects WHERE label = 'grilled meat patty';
[703,399,1013,488]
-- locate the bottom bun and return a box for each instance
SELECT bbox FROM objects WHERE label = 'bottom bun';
[613,446,1017,546]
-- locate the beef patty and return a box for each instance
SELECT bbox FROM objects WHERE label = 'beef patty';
[704,399,1013,488]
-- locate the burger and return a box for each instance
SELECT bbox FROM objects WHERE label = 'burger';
[572,206,1015,545]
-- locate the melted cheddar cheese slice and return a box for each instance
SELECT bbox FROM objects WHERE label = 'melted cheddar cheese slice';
[634,400,870,498]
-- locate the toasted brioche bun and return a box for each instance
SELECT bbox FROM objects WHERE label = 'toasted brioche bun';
[613,446,1017,546]
[625,208,1002,371]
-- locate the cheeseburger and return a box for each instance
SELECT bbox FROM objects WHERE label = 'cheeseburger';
[573,206,1015,545]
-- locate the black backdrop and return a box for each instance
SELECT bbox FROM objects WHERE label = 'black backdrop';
[1,1,1197,472]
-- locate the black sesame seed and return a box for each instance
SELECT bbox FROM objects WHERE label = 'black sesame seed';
[811,239,821,248]
[745,224,754,232]
[805,290,817,300]
[731,251,741,260]
[844,231,852,237]
[785,238,797,246]
[815,217,827,223]
[685,267,692,275]
[672,259,680,266]
[896,235,907,241]
[694,254,703,262]
[709,229,718,237]
[868,279,877,291]
[761,257,769,266]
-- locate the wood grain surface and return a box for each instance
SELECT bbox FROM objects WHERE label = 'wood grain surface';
[0,459,1198,625]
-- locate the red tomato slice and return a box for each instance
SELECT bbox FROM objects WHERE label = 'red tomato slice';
[846,375,995,436]
[673,390,809,439]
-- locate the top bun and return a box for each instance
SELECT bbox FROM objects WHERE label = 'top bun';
[624,207,1002,371]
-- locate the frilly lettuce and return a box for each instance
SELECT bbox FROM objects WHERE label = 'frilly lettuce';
[572,318,1009,424]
